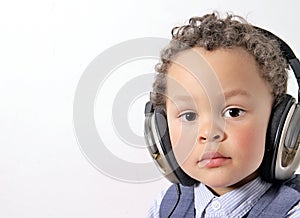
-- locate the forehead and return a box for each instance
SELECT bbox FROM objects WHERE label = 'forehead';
[164,47,274,110]
[166,47,268,97]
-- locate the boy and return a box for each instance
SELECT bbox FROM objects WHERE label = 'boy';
[146,12,300,217]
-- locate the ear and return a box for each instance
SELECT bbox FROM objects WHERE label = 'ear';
[144,102,196,186]
[261,94,300,181]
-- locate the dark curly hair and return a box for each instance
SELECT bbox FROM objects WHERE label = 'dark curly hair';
[151,12,288,107]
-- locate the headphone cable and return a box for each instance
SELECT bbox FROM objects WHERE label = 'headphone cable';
[167,183,181,218]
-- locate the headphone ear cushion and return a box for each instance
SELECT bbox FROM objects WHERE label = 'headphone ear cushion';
[260,94,295,181]
[154,107,196,186]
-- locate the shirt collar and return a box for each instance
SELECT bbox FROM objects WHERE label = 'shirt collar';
[194,177,272,217]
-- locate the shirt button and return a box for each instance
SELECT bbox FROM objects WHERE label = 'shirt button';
[211,200,221,210]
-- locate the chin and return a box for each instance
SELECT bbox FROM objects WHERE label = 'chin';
[200,172,259,192]
[190,169,247,188]
[190,172,233,187]
[202,177,237,188]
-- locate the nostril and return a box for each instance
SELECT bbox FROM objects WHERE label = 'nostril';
[199,136,207,141]
[199,134,222,142]
[212,135,221,140]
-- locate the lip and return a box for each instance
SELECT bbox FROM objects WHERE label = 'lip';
[198,152,231,168]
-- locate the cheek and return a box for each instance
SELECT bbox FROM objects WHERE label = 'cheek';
[168,119,198,164]
[168,119,180,146]
[232,121,267,161]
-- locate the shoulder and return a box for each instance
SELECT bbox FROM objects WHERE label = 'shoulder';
[271,175,300,210]
[146,185,170,218]
[287,201,300,217]
[160,184,195,217]
[270,175,300,218]
[163,184,194,201]
[284,174,300,192]
[248,175,300,217]
[147,184,195,218]
[284,175,300,217]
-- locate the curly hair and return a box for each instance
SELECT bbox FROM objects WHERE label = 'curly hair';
[151,12,288,107]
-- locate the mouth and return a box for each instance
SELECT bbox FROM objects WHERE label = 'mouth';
[197,152,231,168]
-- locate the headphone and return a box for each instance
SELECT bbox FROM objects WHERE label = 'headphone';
[144,27,300,186]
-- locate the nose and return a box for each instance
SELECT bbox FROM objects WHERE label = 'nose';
[198,118,225,144]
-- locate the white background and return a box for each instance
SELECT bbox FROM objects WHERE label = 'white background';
[1,0,300,217]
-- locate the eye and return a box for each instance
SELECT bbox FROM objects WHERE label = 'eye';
[178,111,198,122]
[223,108,245,118]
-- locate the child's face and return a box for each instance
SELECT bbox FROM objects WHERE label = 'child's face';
[165,47,273,195]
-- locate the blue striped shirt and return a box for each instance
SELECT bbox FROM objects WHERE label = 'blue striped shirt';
[147,177,300,217]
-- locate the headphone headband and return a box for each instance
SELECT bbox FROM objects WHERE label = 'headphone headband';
[256,27,300,99]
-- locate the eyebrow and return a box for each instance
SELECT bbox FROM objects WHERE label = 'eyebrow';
[171,95,193,100]
[223,89,251,99]
[168,89,251,104]
[168,95,195,104]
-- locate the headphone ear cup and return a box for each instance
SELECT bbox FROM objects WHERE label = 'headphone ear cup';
[150,107,196,186]
[261,94,300,181]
